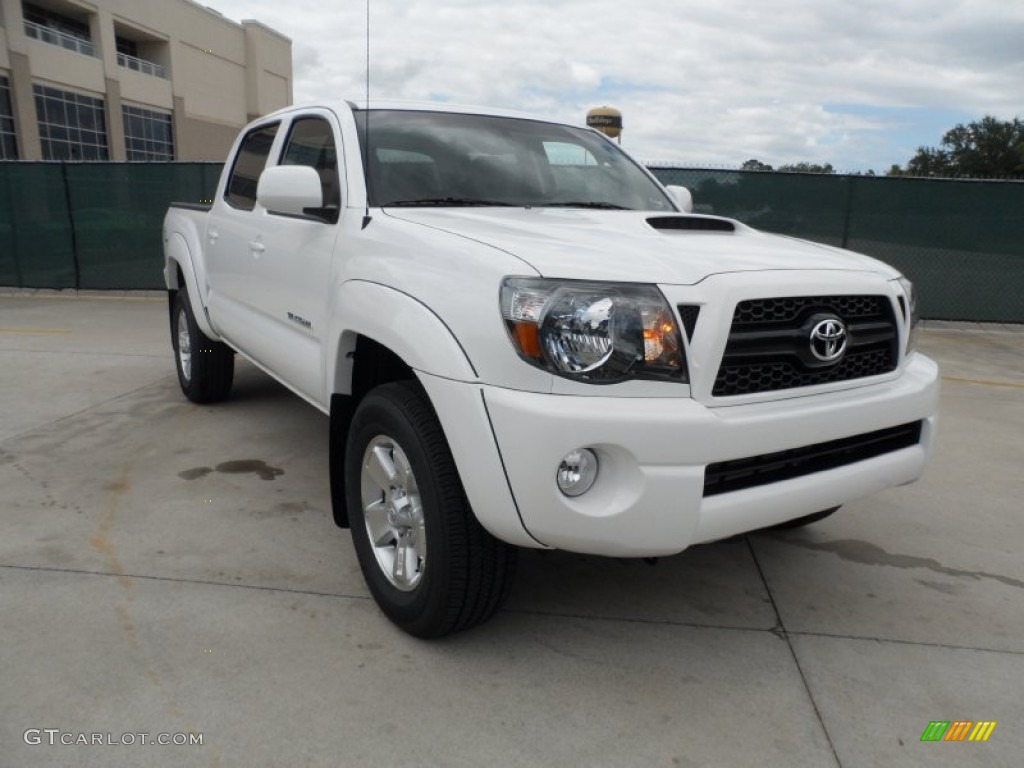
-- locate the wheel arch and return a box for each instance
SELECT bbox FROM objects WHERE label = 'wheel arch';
[327,280,477,399]
[164,232,218,339]
[327,281,478,529]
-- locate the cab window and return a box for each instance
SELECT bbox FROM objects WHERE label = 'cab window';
[225,123,279,210]
[280,117,341,219]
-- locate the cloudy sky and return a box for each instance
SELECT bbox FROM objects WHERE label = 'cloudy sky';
[207,0,1022,172]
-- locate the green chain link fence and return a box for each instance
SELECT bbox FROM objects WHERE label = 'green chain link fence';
[650,168,1024,323]
[1,162,1021,321]
[0,162,221,291]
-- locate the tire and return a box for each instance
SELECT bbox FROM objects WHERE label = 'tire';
[771,506,840,530]
[345,380,517,638]
[171,288,234,403]
[329,394,354,529]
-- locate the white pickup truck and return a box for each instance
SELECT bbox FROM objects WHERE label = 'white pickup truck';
[163,100,939,637]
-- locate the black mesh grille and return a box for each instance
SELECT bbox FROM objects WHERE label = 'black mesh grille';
[704,421,923,497]
[713,295,899,397]
[716,348,892,395]
[733,295,883,325]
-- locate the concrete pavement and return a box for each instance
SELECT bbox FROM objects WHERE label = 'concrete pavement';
[1,293,1022,767]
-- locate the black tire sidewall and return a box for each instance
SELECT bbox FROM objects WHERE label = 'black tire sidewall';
[171,290,197,397]
[171,287,233,403]
[345,386,457,635]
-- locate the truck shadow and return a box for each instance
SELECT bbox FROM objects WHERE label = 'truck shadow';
[505,538,776,631]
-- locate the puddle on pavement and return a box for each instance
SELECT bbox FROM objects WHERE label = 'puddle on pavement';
[178,459,284,481]
[777,536,1024,589]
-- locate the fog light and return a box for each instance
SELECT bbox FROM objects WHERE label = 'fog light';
[556,449,599,497]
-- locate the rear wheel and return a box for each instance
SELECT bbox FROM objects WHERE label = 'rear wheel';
[772,506,840,530]
[171,288,234,403]
[345,381,517,637]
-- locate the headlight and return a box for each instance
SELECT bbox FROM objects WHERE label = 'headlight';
[500,278,687,383]
[896,277,920,354]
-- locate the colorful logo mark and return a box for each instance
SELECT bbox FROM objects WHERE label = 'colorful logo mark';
[921,721,997,742]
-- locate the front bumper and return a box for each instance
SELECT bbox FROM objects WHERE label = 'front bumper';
[420,353,939,557]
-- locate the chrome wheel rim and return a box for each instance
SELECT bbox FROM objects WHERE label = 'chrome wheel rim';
[360,435,426,591]
[177,307,192,382]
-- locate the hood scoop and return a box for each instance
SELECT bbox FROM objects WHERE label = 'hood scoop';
[647,216,735,233]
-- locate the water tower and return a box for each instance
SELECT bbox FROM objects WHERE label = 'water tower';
[586,106,623,144]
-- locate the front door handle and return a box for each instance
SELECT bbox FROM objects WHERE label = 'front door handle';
[249,241,266,254]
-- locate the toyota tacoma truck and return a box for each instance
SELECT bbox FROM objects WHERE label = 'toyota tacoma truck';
[163,101,939,637]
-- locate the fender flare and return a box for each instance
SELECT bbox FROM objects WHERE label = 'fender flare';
[325,283,539,547]
[326,280,478,530]
[327,280,477,395]
[165,232,219,340]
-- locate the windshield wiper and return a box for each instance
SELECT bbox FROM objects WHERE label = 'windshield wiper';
[539,201,632,210]
[383,197,516,207]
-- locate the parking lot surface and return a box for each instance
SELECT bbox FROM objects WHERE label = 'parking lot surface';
[2,292,1022,768]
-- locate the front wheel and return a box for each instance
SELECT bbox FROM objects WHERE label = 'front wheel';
[345,381,517,638]
[171,288,234,403]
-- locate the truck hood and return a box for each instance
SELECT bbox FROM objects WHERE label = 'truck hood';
[382,208,899,285]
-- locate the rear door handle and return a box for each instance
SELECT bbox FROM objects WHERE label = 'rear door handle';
[249,241,266,254]
[208,229,219,243]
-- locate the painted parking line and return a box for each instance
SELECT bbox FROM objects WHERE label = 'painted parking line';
[0,294,162,302]
[0,328,72,335]
[942,375,1024,390]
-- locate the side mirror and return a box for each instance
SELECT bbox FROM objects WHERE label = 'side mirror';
[666,185,693,213]
[257,165,323,217]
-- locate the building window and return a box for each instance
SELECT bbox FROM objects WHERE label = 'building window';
[33,84,108,161]
[22,2,95,57]
[116,37,139,58]
[22,2,91,39]
[116,51,166,79]
[113,29,167,79]
[1,75,18,160]
[123,105,174,161]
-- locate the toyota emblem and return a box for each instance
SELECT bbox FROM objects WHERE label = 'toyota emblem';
[810,317,847,363]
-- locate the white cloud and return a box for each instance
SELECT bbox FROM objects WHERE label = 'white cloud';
[207,0,1024,171]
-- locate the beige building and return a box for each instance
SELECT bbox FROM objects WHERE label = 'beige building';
[0,0,292,161]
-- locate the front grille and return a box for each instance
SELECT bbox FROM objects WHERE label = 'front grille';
[713,295,899,396]
[733,295,883,325]
[703,421,923,497]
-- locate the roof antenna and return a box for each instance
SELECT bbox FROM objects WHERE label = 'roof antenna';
[361,0,372,230]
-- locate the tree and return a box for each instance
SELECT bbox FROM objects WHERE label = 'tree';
[777,162,836,174]
[902,116,1024,177]
[741,158,773,171]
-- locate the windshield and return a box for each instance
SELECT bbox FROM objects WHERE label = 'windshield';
[355,110,674,211]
